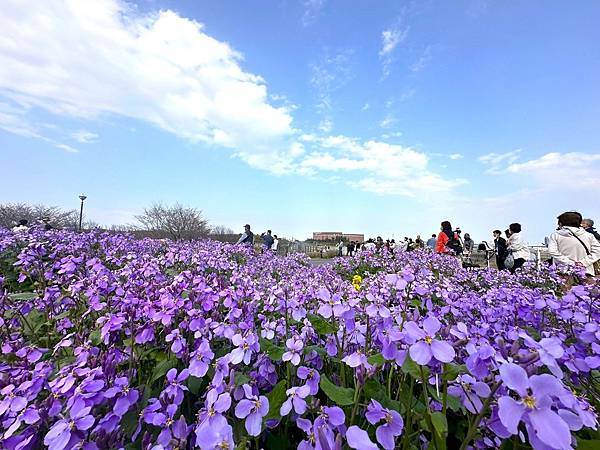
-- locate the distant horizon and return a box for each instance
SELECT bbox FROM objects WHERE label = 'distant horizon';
[1,1,599,246]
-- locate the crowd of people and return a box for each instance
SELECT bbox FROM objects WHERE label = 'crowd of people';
[234,210,600,277]
[11,211,600,277]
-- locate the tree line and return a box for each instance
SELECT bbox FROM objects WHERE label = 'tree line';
[0,202,234,241]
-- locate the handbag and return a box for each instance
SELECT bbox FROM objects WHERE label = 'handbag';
[504,251,515,269]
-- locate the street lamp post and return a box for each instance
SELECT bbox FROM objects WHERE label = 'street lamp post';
[78,194,87,231]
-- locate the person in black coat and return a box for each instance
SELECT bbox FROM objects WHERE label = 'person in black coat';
[493,229,508,270]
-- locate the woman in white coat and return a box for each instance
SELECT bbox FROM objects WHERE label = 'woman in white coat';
[548,211,600,276]
[506,223,530,273]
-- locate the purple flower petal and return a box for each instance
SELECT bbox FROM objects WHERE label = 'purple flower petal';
[497,396,525,434]
[409,341,432,365]
[346,425,378,450]
[430,340,455,363]
[528,408,572,450]
[499,363,529,397]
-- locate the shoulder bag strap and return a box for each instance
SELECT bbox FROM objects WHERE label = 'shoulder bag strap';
[567,229,591,255]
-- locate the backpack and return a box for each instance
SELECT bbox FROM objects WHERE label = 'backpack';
[446,232,463,254]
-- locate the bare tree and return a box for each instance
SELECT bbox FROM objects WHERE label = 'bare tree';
[135,202,210,240]
[0,203,78,229]
[211,225,235,235]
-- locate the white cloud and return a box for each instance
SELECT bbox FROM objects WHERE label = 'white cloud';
[379,114,395,129]
[54,143,79,153]
[410,46,432,73]
[379,21,409,77]
[0,102,40,138]
[449,153,463,160]
[478,149,522,174]
[0,0,296,168]
[479,150,600,188]
[0,0,465,198]
[361,103,370,111]
[299,136,466,196]
[301,0,325,26]
[507,152,600,187]
[71,130,99,143]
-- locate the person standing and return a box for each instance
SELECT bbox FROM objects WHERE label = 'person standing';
[436,221,462,255]
[582,218,600,241]
[548,212,600,276]
[426,234,437,249]
[236,224,254,246]
[493,230,508,270]
[506,223,529,273]
[347,241,355,257]
[415,235,425,248]
[261,230,275,253]
[337,240,344,257]
[272,234,279,254]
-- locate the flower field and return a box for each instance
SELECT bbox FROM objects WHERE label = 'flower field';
[1,229,600,450]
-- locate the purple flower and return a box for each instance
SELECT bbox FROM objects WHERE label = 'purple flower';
[497,363,572,449]
[365,400,404,450]
[0,384,28,415]
[229,333,259,365]
[346,425,378,450]
[282,337,304,366]
[196,388,231,434]
[162,368,189,405]
[195,415,234,450]
[342,349,370,368]
[404,316,455,365]
[3,407,41,440]
[316,288,348,319]
[297,366,320,395]
[447,374,490,414]
[44,398,95,450]
[189,339,214,378]
[103,376,139,417]
[234,384,269,436]
[165,328,186,356]
[280,385,311,416]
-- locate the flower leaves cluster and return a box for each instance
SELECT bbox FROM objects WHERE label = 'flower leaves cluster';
[0,227,599,450]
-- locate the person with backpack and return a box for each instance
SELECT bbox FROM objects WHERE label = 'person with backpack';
[548,212,600,276]
[435,221,462,255]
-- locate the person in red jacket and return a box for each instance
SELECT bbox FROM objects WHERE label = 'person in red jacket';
[435,221,453,253]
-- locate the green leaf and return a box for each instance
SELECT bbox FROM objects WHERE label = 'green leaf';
[401,354,430,379]
[431,411,448,437]
[307,313,337,335]
[259,337,285,361]
[234,372,251,386]
[9,292,38,300]
[187,376,205,395]
[320,374,354,406]
[367,353,385,367]
[363,379,402,413]
[265,380,288,420]
[90,329,102,346]
[577,440,600,450]
[441,363,467,382]
[121,410,139,438]
[304,345,327,356]
[150,358,178,384]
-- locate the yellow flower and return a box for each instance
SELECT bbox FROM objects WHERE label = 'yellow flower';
[352,274,362,290]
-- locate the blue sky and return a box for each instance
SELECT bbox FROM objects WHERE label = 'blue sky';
[1,0,599,243]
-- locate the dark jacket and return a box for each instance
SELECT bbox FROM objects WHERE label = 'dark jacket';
[585,227,600,242]
[494,237,507,258]
[262,233,274,248]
